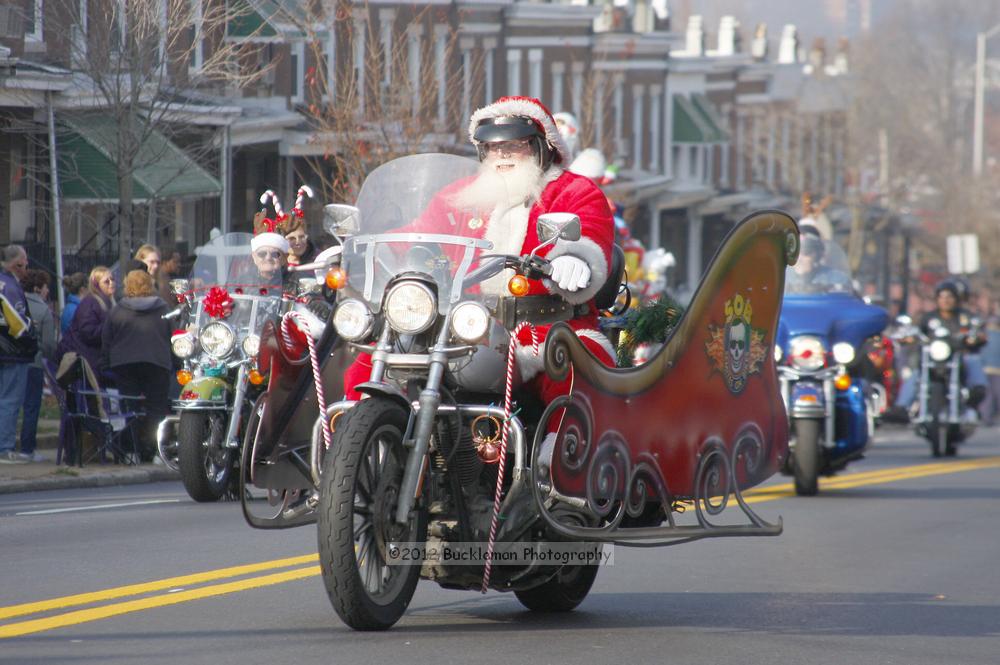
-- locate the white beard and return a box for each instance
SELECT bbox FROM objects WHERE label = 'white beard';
[449,158,546,297]
[448,158,544,213]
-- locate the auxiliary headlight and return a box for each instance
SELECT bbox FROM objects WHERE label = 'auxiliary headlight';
[789,336,826,371]
[242,333,261,357]
[929,339,952,362]
[333,299,374,341]
[773,345,783,363]
[450,301,490,343]
[832,342,855,365]
[384,282,436,335]
[171,333,195,359]
[200,321,236,359]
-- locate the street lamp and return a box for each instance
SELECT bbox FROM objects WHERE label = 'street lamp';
[973,21,1000,176]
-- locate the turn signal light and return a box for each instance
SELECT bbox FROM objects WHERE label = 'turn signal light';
[325,267,348,290]
[507,274,530,297]
[176,370,193,386]
[248,369,266,385]
[834,373,852,391]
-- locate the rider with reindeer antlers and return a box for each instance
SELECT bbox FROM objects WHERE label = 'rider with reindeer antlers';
[250,185,312,286]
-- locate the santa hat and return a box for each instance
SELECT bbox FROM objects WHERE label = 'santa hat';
[569,148,607,180]
[468,96,571,164]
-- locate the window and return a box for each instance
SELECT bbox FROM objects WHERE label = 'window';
[26,0,43,41]
[291,42,305,103]
[189,0,203,73]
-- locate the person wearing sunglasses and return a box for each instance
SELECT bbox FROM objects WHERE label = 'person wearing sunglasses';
[248,212,290,287]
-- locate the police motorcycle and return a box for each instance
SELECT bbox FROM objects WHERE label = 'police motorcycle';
[776,237,889,496]
[156,233,286,502]
[241,153,796,631]
[891,313,985,457]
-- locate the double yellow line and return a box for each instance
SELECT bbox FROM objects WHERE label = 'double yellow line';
[4,455,1000,638]
[743,455,1000,503]
[0,554,320,638]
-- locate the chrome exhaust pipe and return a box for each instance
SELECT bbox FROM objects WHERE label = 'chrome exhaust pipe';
[156,415,181,471]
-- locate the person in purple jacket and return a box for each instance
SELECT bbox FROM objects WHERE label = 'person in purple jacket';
[56,266,116,377]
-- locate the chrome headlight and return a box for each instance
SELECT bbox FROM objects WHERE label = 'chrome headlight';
[929,339,952,362]
[384,281,436,335]
[450,301,490,343]
[200,321,236,359]
[241,334,261,357]
[789,336,826,371]
[773,344,783,363]
[171,332,195,359]
[333,299,374,341]
[832,342,855,365]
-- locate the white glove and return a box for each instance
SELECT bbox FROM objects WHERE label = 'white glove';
[549,255,592,292]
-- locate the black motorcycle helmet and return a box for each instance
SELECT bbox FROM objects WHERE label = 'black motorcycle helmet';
[800,224,825,260]
[934,279,960,301]
[473,115,557,171]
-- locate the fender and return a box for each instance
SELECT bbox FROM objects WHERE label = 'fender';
[353,381,411,412]
[179,376,230,403]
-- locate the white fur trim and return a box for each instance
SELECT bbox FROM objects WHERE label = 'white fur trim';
[575,329,617,363]
[469,97,571,164]
[251,233,290,253]
[543,236,609,305]
[515,341,546,382]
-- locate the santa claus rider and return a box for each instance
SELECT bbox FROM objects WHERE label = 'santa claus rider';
[342,96,617,405]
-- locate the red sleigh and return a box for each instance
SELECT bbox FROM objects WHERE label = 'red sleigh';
[531,209,798,544]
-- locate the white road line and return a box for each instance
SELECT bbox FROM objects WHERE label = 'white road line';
[15,499,181,516]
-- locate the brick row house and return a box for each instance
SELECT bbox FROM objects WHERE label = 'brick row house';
[1,0,851,302]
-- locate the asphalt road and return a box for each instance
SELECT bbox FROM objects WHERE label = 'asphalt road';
[2,424,999,665]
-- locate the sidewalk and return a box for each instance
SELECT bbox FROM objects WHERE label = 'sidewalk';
[0,425,179,495]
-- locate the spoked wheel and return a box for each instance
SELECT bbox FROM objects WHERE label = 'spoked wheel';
[317,398,427,631]
[178,411,233,502]
[792,418,821,496]
[514,562,600,612]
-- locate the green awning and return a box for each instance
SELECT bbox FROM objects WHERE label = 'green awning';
[58,115,221,203]
[227,0,306,40]
[691,93,730,142]
[673,94,728,144]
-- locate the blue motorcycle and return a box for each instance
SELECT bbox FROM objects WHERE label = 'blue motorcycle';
[776,236,888,495]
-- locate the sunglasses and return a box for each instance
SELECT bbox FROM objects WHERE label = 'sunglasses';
[483,139,534,156]
[255,250,283,260]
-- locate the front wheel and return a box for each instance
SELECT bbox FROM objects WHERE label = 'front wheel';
[514,563,599,612]
[928,382,947,458]
[792,418,821,496]
[317,398,427,631]
[177,411,232,502]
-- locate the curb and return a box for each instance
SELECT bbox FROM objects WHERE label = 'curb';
[0,468,181,495]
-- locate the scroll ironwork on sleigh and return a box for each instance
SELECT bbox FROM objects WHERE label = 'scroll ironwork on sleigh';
[529,209,799,545]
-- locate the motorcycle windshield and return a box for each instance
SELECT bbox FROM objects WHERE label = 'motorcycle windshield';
[188,232,284,339]
[341,153,501,313]
[784,236,854,296]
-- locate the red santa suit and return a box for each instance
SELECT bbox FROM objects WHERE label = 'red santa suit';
[343,97,616,404]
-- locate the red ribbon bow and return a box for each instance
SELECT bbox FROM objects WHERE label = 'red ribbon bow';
[204,286,234,319]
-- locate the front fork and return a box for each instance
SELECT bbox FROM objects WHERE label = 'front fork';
[916,349,961,425]
[394,320,453,525]
[224,362,249,448]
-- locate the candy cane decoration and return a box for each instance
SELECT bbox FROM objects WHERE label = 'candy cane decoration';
[481,322,539,593]
[280,310,331,451]
[293,185,314,217]
[259,190,285,221]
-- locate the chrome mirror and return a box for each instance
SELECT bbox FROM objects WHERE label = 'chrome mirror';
[323,204,361,237]
[169,279,190,295]
[536,213,581,244]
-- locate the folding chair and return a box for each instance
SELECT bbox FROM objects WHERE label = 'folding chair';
[41,359,76,466]
[56,357,146,467]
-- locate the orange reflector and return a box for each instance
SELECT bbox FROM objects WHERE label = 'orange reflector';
[834,374,852,391]
[248,369,266,385]
[797,394,818,403]
[176,370,193,386]
[325,267,348,290]
[507,274,530,297]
